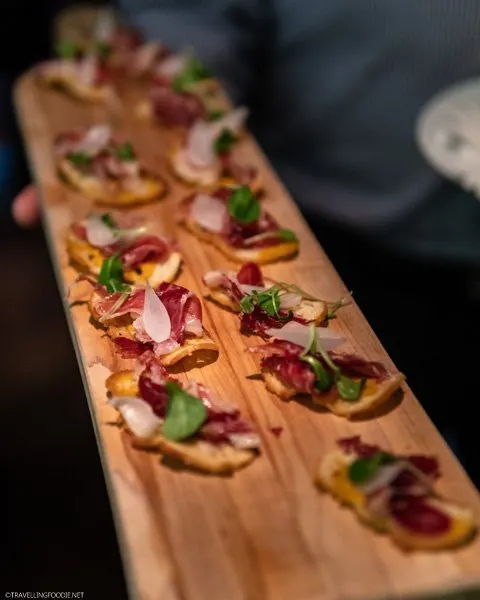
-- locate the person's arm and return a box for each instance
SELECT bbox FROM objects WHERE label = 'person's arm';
[119,0,262,106]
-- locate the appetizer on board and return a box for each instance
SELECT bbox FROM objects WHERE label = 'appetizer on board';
[55,124,167,206]
[88,273,217,366]
[316,436,476,550]
[106,352,260,473]
[168,107,261,191]
[203,261,351,335]
[136,52,229,128]
[249,323,404,418]
[37,40,113,103]
[179,185,299,264]
[67,212,182,287]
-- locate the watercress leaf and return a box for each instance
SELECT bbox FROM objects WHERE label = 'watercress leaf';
[115,141,135,161]
[208,109,225,121]
[227,185,261,224]
[67,152,91,168]
[96,41,112,59]
[172,57,212,92]
[239,294,255,314]
[335,374,365,402]
[277,229,298,242]
[214,129,238,155]
[300,355,333,392]
[100,213,117,229]
[98,254,125,293]
[348,454,383,484]
[348,451,396,484]
[57,40,79,59]
[162,382,207,441]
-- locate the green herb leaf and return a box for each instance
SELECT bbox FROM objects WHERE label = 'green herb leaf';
[98,254,130,294]
[214,129,238,155]
[57,40,79,59]
[301,323,318,356]
[208,109,225,121]
[95,41,112,59]
[348,451,396,484]
[100,213,117,229]
[228,185,261,224]
[66,152,91,167]
[162,381,208,441]
[239,285,291,320]
[172,57,212,93]
[300,355,333,392]
[114,141,136,161]
[335,373,366,402]
[276,229,298,242]
[239,294,255,314]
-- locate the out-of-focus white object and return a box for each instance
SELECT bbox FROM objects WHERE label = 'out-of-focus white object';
[416,77,480,199]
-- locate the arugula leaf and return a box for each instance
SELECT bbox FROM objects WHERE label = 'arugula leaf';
[348,452,396,484]
[98,254,130,294]
[114,141,136,161]
[162,382,207,441]
[172,57,212,93]
[300,355,333,392]
[276,229,298,242]
[66,152,91,168]
[208,109,225,121]
[100,213,117,229]
[57,40,79,59]
[214,129,237,155]
[228,185,261,224]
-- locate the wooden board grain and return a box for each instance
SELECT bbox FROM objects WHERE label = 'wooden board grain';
[14,71,480,600]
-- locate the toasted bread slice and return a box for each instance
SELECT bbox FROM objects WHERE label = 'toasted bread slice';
[66,230,182,286]
[106,370,256,473]
[315,449,476,550]
[40,69,110,103]
[182,219,298,265]
[89,289,218,366]
[58,158,166,206]
[262,371,405,418]
[167,146,263,195]
[207,275,328,323]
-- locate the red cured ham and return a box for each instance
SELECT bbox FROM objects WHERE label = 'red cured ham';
[338,436,380,458]
[389,494,451,535]
[119,235,172,269]
[91,282,204,357]
[150,84,206,127]
[137,364,260,449]
[236,262,264,286]
[263,356,316,394]
[241,307,297,335]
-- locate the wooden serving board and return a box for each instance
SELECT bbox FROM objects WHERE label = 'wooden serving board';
[14,71,480,600]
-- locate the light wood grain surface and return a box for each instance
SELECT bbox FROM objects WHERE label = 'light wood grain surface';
[14,72,480,600]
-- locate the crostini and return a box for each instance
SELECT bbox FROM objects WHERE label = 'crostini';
[106,352,260,473]
[249,323,404,418]
[167,107,261,191]
[37,40,114,103]
[55,124,167,206]
[88,276,217,366]
[179,185,299,264]
[315,436,476,550]
[136,52,229,128]
[66,212,182,287]
[202,262,351,336]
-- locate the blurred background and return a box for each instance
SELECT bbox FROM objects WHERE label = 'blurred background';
[2,0,480,595]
